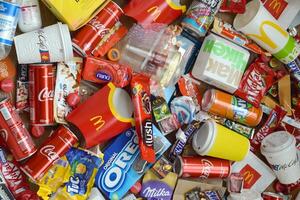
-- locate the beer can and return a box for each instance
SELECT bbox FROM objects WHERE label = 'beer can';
[0,98,36,161]
[202,89,263,127]
[173,156,231,179]
[20,125,78,181]
[72,1,123,56]
[262,192,284,200]
[29,64,56,126]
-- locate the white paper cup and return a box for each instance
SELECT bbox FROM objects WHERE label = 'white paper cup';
[261,131,300,184]
[233,0,300,64]
[14,22,73,64]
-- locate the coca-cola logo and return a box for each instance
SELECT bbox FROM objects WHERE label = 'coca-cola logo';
[88,17,110,38]
[38,87,54,102]
[40,145,59,162]
[199,159,213,179]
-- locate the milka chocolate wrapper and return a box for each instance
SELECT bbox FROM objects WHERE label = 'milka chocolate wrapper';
[173,179,226,200]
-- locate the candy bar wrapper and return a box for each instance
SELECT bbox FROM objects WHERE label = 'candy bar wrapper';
[210,114,255,139]
[152,96,172,122]
[152,156,173,178]
[82,56,132,88]
[220,0,246,13]
[169,121,201,162]
[54,148,103,200]
[95,126,171,199]
[251,106,286,152]
[131,74,155,163]
[0,173,14,200]
[212,17,271,56]
[0,147,40,200]
[54,57,82,124]
[231,151,276,193]
[140,170,177,200]
[16,64,29,111]
[37,157,69,200]
[234,60,277,108]
[173,179,226,200]
[278,75,292,115]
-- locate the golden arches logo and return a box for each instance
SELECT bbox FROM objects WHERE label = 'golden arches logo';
[269,0,283,14]
[90,115,105,131]
[147,6,161,22]
[243,171,254,184]
[247,20,288,50]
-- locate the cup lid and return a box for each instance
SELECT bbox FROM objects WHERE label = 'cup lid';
[192,119,216,155]
[261,131,296,155]
[233,0,261,31]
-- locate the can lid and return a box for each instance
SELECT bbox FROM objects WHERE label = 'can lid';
[260,131,296,155]
[192,119,216,156]
[201,89,215,112]
[173,156,183,177]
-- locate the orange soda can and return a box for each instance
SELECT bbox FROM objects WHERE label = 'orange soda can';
[202,89,263,127]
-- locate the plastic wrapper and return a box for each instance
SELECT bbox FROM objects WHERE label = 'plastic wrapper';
[234,60,277,107]
[54,148,103,200]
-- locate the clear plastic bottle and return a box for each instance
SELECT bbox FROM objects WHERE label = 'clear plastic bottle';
[18,0,42,32]
[0,0,22,60]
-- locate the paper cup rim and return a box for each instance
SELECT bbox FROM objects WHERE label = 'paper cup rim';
[233,0,262,31]
[192,119,216,155]
[57,22,74,61]
[261,131,296,156]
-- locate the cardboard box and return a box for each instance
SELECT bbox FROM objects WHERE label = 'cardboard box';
[41,0,110,31]
[192,33,250,94]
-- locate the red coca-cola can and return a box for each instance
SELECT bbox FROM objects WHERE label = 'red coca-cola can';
[72,1,123,56]
[173,156,231,179]
[29,64,56,126]
[20,125,77,181]
[262,192,284,200]
[0,98,36,161]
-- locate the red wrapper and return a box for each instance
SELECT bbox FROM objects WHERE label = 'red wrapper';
[250,106,287,152]
[274,179,300,195]
[220,0,246,13]
[234,61,277,108]
[131,74,155,163]
[0,147,39,200]
[178,76,202,109]
[82,56,132,88]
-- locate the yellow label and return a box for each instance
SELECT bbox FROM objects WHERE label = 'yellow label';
[41,0,109,30]
[247,20,288,50]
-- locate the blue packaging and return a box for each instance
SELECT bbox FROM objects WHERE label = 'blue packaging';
[95,126,170,199]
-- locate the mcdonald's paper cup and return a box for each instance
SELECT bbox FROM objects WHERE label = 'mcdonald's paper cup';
[233,0,300,64]
[192,119,250,161]
[66,82,134,148]
[261,131,300,184]
[14,22,73,64]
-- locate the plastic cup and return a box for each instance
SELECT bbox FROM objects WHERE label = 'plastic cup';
[14,22,73,64]
[233,0,300,64]
[192,119,250,161]
[260,131,300,184]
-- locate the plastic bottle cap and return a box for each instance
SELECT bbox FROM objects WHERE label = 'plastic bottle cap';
[67,93,80,107]
[0,78,14,93]
[31,126,45,138]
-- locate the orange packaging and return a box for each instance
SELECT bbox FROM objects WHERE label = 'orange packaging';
[202,89,263,127]
[0,57,16,81]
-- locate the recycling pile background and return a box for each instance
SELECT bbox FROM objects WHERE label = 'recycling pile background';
[0,0,299,200]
